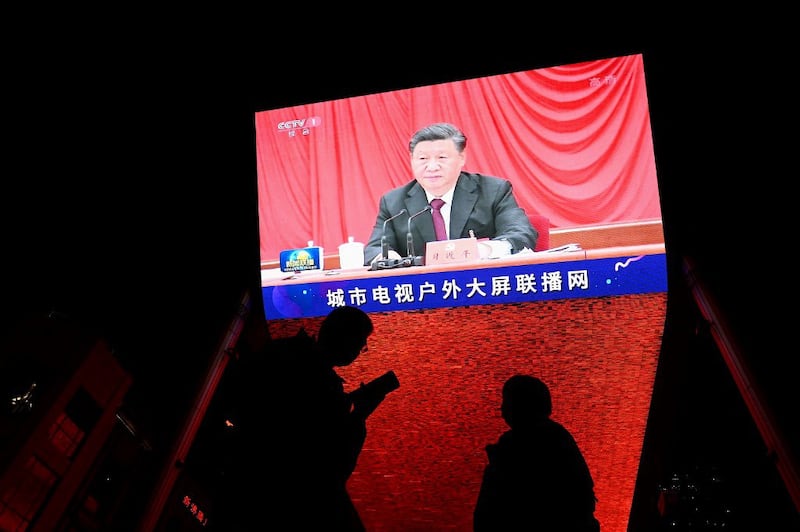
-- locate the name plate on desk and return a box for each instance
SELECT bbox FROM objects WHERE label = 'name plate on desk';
[425,237,480,266]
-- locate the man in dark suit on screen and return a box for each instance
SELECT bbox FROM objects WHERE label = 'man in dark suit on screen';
[364,122,538,265]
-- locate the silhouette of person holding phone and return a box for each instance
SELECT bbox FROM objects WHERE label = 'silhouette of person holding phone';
[226,305,397,531]
[474,374,600,531]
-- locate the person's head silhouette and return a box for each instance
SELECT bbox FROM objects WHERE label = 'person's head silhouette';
[317,305,374,367]
[501,374,552,429]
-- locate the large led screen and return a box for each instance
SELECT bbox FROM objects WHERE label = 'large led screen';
[256,53,667,532]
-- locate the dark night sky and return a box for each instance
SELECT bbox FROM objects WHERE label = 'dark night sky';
[4,27,794,453]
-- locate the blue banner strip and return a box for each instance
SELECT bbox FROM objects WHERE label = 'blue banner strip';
[263,253,667,319]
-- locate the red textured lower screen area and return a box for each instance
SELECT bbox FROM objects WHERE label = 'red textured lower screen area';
[268,292,667,531]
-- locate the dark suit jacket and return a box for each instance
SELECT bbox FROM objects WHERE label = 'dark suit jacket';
[364,172,538,264]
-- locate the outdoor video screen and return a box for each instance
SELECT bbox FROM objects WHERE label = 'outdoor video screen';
[255,53,667,532]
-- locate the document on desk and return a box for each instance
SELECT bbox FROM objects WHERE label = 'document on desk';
[544,243,583,253]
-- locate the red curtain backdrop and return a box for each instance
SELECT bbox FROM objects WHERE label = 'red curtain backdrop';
[256,53,660,261]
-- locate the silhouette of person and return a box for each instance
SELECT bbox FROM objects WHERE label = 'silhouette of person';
[228,305,388,531]
[473,374,600,532]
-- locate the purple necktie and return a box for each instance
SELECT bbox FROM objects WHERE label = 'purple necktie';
[430,198,447,240]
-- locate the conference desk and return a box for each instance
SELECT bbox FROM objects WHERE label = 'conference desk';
[259,236,668,532]
[259,218,665,271]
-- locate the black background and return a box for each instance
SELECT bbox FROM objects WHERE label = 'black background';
[4,20,795,506]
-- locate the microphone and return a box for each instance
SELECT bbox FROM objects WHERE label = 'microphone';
[381,208,407,260]
[406,205,432,264]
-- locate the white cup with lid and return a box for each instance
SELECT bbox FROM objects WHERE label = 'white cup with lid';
[338,236,365,269]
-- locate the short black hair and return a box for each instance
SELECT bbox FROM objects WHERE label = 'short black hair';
[503,374,552,420]
[409,122,467,154]
[318,305,373,346]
